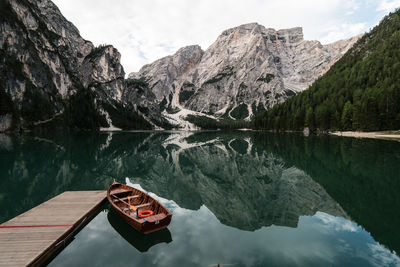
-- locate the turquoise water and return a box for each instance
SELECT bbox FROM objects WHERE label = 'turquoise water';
[0,131,399,266]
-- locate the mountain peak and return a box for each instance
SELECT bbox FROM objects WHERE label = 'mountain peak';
[221,22,265,36]
[174,45,204,60]
[220,23,304,44]
[277,27,304,43]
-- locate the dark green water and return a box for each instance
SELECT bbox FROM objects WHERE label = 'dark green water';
[0,131,399,266]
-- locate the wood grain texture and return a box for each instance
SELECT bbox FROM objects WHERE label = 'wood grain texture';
[0,191,106,266]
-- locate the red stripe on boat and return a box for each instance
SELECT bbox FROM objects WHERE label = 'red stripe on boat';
[0,224,73,228]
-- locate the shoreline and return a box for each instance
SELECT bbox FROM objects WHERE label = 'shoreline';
[330,131,400,140]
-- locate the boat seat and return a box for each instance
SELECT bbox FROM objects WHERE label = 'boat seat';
[113,195,140,202]
[144,213,166,222]
[135,203,151,209]
[120,203,150,211]
[111,188,132,195]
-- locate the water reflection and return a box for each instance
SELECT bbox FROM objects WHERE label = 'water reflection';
[49,188,400,267]
[129,132,349,231]
[107,208,172,252]
[0,134,12,151]
[1,131,400,265]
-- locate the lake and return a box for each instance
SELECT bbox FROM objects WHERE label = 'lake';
[0,131,399,266]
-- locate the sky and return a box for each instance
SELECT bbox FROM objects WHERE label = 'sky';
[52,0,400,74]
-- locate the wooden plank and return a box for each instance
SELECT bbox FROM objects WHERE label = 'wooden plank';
[134,203,151,209]
[0,190,106,267]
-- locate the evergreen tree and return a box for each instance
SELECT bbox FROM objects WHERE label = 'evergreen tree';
[305,107,314,130]
[341,101,353,130]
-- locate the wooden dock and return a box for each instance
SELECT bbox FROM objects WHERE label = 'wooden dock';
[0,191,106,266]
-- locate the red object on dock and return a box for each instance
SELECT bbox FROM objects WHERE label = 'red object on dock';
[0,224,73,228]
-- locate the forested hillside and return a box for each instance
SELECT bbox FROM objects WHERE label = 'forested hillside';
[253,9,400,132]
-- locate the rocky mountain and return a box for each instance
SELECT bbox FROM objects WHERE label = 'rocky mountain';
[130,23,360,128]
[0,0,360,131]
[0,0,151,131]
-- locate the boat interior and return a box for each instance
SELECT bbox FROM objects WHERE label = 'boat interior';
[109,187,167,222]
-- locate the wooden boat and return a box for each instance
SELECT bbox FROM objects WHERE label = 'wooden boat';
[107,182,172,234]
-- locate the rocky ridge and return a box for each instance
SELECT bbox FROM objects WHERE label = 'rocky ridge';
[0,0,361,131]
[130,23,361,127]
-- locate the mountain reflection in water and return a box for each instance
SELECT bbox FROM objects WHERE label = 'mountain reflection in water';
[49,183,400,267]
[0,131,399,266]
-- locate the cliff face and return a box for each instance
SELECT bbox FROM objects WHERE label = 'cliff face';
[1,0,90,126]
[80,45,125,102]
[130,23,360,124]
[129,45,204,104]
[0,0,150,131]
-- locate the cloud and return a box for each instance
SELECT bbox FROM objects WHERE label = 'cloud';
[319,22,367,44]
[52,0,384,73]
[315,212,358,233]
[368,243,400,266]
[377,0,400,13]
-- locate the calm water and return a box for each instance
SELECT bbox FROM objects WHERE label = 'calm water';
[0,131,400,266]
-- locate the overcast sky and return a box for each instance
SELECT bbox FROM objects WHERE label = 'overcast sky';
[52,0,400,74]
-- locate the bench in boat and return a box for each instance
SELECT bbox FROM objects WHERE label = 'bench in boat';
[113,195,140,202]
[137,213,167,224]
[122,203,150,212]
[110,188,132,195]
